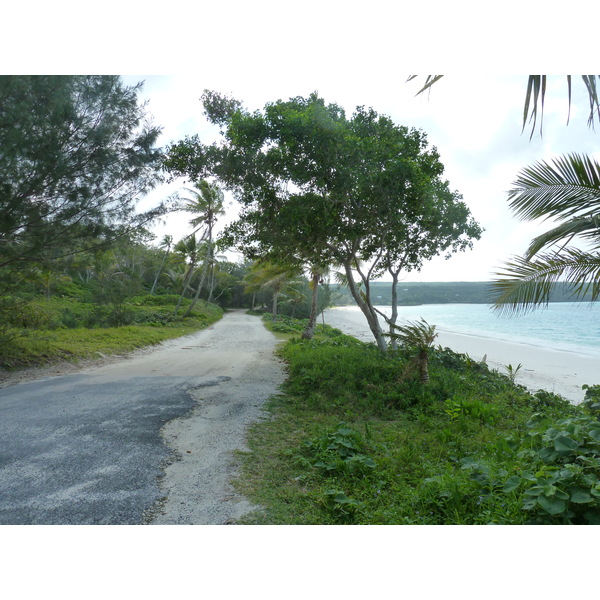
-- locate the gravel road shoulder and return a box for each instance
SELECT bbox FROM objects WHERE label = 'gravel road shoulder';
[146,311,287,524]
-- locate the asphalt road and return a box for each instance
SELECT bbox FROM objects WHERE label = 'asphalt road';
[0,310,284,525]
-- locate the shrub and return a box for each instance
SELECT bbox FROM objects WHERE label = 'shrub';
[581,384,600,420]
[502,413,600,524]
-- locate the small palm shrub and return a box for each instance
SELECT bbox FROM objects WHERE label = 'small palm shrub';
[387,319,438,383]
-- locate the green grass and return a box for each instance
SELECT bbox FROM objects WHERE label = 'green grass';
[0,296,223,370]
[233,315,599,525]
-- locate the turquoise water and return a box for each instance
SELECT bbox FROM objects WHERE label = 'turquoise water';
[373,302,600,358]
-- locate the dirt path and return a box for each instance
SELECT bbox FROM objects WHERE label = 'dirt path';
[145,310,287,524]
[0,310,286,525]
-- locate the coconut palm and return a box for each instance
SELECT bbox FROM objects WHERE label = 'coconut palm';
[150,234,173,294]
[180,180,226,317]
[172,234,200,315]
[387,319,438,384]
[492,153,600,314]
[243,261,303,321]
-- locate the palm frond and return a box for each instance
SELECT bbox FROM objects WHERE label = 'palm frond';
[522,76,546,140]
[525,215,600,259]
[581,75,600,129]
[408,75,600,138]
[407,75,444,96]
[386,318,438,350]
[492,248,600,314]
[508,153,600,222]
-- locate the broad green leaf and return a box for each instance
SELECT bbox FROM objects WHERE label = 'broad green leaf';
[553,435,579,452]
[570,490,594,504]
[503,476,521,493]
[554,489,570,501]
[539,447,559,463]
[542,484,558,496]
[588,428,600,442]
[524,486,544,497]
[538,495,567,515]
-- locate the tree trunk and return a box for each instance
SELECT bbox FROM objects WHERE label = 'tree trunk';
[272,290,279,321]
[389,271,399,351]
[184,226,214,317]
[173,263,195,316]
[343,261,387,353]
[301,270,320,339]
[150,249,170,294]
[418,349,430,384]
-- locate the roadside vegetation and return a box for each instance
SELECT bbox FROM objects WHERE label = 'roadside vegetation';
[0,294,223,370]
[233,315,600,525]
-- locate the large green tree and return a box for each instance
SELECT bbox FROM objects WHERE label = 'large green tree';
[0,76,167,278]
[166,92,345,338]
[165,92,481,351]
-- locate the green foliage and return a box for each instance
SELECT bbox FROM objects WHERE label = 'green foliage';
[302,423,377,477]
[504,362,522,384]
[502,413,600,523]
[233,316,588,525]
[321,490,363,524]
[581,384,600,419]
[0,76,166,274]
[166,91,481,351]
[261,314,342,337]
[0,296,223,369]
[493,153,600,314]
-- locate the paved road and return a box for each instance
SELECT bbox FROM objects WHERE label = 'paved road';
[0,311,284,525]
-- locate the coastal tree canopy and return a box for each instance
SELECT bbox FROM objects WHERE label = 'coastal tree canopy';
[165,91,481,351]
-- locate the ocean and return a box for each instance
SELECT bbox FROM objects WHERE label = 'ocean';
[330,302,600,358]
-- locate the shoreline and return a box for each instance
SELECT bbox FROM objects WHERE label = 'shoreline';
[324,307,599,405]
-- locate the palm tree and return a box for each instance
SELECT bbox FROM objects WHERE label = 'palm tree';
[492,153,600,314]
[150,234,173,294]
[243,261,303,321]
[172,234,200,315]
[301,262,329,339]
[180,180,226,317]
[387,319,438,384]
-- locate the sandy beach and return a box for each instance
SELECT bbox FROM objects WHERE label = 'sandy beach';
[324,307,599,405]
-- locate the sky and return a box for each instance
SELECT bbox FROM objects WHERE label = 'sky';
[5,1,598,285]
[122,72,600,282]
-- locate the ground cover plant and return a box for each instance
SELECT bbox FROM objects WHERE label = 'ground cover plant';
[233,315,599,524]
[0,295,223,370]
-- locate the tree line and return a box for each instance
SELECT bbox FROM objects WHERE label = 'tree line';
[2,75,598,352]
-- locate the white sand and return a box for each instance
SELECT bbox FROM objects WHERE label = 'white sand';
[324,307,600,405]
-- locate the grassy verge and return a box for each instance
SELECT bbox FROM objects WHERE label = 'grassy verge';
[233,315,600,525]
[0,296,223,370]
